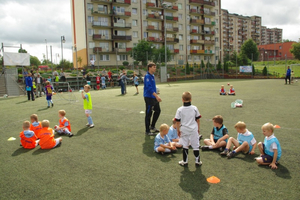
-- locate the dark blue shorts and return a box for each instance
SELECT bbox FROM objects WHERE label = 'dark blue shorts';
[262,143,274,163]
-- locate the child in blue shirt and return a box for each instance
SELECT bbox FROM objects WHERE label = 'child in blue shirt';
[221,121,257,158]
[202,115,229,151]
[154,124,176,154]
[255,123,282,169]
[101,74,106,89]
[133,73,139,95]
[166,118,182,148]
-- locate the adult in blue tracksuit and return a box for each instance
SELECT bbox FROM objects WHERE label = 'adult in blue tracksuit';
[25,73,35,101]
[144,63,162,136]
[285,66,291,84]
[120,72,130,95]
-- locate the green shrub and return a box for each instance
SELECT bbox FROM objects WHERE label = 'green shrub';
[70,74,77,77]
[263,66,267,76]
[123,61,129,66]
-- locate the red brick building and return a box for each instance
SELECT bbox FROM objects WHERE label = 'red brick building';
[257,41,296,61]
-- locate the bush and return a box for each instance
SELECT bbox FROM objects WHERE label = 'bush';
[70,74,77,77]
[123,61,129,66]
[133,61,139,66]
[186,62,190,75]
[263,66,267,76]
[119,66,125,70]
[252,65,255,76]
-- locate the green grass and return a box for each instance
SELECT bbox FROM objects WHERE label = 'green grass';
[253,60,300,77]
[0,79,299,199]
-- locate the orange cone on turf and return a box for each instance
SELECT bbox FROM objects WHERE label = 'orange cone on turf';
[274,125,281,129]
[207,176,220,184]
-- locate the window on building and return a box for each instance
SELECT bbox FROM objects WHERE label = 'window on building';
[167,44,174,50]
[179,24,183,30]
[132,20,138,26]
[188,55,192,61]
[166,23,172,29]
[215,56,219,61]
[186,5,189,10]
[179,55,184,60]
[187,45,190,51]
[215,28,218,34]
[179,34,183,40]
[117,55,128,61]
[144,32,148,39]
[279,46,282,49]
[204,56,207,60]
[215,37,218,42]
[133,43,137,47]
[87,3,93,10]
[187,35,190,41]
[143,0,146,3]
[89,42,95,49]
[170,55,174,61]
[88,16,94,23]
[100,55,110,61]
[132,8,137,15]
[89,54,96,60]
[187,25,190,31]
[143,9,147,15]
[98,5,108,13]
[215,19,218,25]
[178,3,182,9]
[132,0,137,3]
[143,20,147,27]
[178,14,182,20]
[179,45,183,51]
[88,29,94,36]
[117,42,126,49]
[133,31,138,38]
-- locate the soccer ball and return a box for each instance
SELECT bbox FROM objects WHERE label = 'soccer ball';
[156,87,160,94]
[296,80,298,82]
[227,83,230,86]
[41,92,45,95]
[3,94,8,98]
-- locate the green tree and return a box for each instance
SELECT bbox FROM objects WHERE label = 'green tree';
[263,66,267,76]
[223,52,230,64]
[200,60,205,68]
[290,42,300,60]
[131,39,155,66]
[224,62,229,72]
[217,60,222,70]
[186,62,190,74]
[238,52,251,66]
[152,46,171,65]
[240,39,259,61]
[30,56,41,67]
[282,39,291,43]
[77,57,83,69]
[122,61,129,66]
[252,64,255,76]
[18,48,27,53]
[230,51,238,66]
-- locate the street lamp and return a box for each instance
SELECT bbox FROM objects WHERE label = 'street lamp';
[161,1,172,82]
[61,36,66,69]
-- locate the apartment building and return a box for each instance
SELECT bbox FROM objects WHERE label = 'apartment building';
[70,0,221,68]
[221,9,261,60]
[261,27,282,45]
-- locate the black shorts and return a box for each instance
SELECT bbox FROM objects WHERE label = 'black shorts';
[135,84,139,87]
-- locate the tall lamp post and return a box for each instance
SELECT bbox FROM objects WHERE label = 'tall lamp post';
[161,1,172,81]
[61,36,66,69]
[73,46,79,89]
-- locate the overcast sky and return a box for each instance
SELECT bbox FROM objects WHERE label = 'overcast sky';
[0,0,299,63]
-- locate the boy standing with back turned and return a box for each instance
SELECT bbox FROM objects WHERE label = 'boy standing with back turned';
[175,91,202,166]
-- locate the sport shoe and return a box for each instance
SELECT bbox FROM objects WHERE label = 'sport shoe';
[89,124,94,128]
[52,103,54,107]
[195,161,203,166]
[178,160,188,166]
[86,123,90,127]
[201,146,210,151]
[145,132,156,136]
[219,147,225,152]
[198,135,203,141]
[220,149,229,155]
[69,133,74,137]
[150,127,159,133]
[227,151,236,159]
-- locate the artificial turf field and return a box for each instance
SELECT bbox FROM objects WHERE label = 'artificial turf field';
[0,79,299,200]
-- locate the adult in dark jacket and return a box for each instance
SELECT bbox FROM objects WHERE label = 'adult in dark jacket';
[25,73,35,101]
[285,66,291,84]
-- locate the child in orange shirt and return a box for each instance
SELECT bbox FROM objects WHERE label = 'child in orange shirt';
[54,110,73,137]
[29,114,42,138]
[39,120,62,149]
[20,121,39,149]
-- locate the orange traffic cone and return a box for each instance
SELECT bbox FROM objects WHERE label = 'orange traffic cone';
[207,176,220,184]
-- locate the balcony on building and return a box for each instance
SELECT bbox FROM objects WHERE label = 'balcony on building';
[166,37,179,43]
[166,27,179,33]
[164,0,178,2]
[146,2,161,10]
[147,13,163,21]
[93,34,112,40]
[112,0,131,6]
[189,0,214,7]
[146,25,162,32]
[190,50,205,54]
[147,37,163,43]
[112,35,132,41]
[190,19,204,25]
[113,10,132,18]
[92,20,112,28]
[91,8,112,16]
[91,0,113,4]
[165,5,178,12]
[113,22,132,29]
[166,16,178,22]
[190,9,204,16]
[170,49,179,54]
[204,40,214,45]
[203,30,215,35]
[112,47,132,53]
[204,10,215,18]
[203,0,215,7]
[190,39,205,44]
[204,21,215,26]
[190,29,203,35]
[204,49,214,54]
[93,46,132,54]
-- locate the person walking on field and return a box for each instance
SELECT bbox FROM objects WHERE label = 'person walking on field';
[25,73,35,101]
[285,66,291,84]
[144,62,162,136]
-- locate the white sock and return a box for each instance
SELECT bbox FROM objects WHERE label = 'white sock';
[209,145,213,149]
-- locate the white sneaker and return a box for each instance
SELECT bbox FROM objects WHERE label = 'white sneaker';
[195,161,203,166]
[89,124,94,128]
[86,123,90,127]
[178,160,188,166]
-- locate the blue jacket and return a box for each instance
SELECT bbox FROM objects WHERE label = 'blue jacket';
[25,76,33,87]
[286,68,291,76]
[143,72,156,98]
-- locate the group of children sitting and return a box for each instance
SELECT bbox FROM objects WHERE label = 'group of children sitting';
[20,111,73,150]
[154,91,282,169]
[220,84,235,95]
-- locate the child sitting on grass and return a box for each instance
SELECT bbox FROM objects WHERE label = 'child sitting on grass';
[39,120,62,149]
[29,114,42,139]
[228,85,235,95]
[220,85,227,95]
[166,118,182,148]
[54,110,73,137]
[20,121,39,149]
[202,115,229,151]
[154,124,176,154]
[220,121,257,159]
[255,123,282,169]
